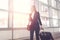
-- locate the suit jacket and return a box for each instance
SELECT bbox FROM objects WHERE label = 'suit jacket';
[29,12,42,30]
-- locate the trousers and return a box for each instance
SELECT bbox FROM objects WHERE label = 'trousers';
[30,29,40,40]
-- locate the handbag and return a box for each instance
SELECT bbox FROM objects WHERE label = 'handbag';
[27,25,32,31]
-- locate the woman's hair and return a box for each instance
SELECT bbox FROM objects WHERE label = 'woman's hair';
[31,5,36,12]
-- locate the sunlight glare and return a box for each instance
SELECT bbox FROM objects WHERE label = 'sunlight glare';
[13,0,33,28]
[14,0,32,13]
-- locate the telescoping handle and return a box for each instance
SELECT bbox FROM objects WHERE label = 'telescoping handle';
[40,28,44,33]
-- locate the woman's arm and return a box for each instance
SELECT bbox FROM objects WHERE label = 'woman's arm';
[38,12,44,30]
[38,12,42,25]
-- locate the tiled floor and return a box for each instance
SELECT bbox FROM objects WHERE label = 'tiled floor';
[10,32,60,40]
[13,38,60,40]
[13,36,60,40]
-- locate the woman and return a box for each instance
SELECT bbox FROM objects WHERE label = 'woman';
[27,5,43,40]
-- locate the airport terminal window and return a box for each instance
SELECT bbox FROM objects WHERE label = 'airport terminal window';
[0,0,8,28]
[51,0,56,8]
[39,5,49,17]
[0,0,8,10]
[39,4,49,27]
[48,9,58,27]
[39,0,48,4]
[13,13,29,28]
[52,9,58,19]
[52,9,58,27]
[0,11,8,28]
[41,17,49,27]
[0,0,59,29]
[13,0,31,28]
[13,0,31,13]
[46,18,49,27]
[38,0,59,28]
[42,5,49,17]
[12,0,58,28]
[53,19,58,27]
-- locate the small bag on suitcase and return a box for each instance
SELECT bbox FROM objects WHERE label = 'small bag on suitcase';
[39,30,54,40]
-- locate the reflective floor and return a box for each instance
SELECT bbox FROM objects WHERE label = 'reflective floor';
[10,32,60,40]
[9,32,60,40]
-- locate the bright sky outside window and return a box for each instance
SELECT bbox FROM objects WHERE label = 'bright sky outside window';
[53,19,58,27]
[0,11,8,28]
[39,0,48,4]
[0,0,8,10]
[13,13,29,28]
[13,0,32,28]
[51,0,56,8]
[52,9,58,19]
[13,0,31,13]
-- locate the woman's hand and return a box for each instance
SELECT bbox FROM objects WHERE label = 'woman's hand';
[27,25,30,31]
[40,25,44,30]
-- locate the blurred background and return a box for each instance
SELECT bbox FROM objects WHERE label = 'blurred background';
[0,0,60,40]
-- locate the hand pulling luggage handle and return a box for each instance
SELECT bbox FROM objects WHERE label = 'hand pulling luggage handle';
[40,29,45,34]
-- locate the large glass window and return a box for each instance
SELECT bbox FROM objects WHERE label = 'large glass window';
[52,9,58,19]
[0,0,58,28]
[41,17,49,27]
[13,0,31,13]
[39,0,48,4]
[0,0,8,10]
[53,19,58,27]
[52,9,58,27]
[0,0,8,28]
[39,4,49,17]
[38,0,58,27]
[13,13,29,28]
[39,4,49,27]
[13,0,31,28]
[51,0,56,8]
[0,11,8,28]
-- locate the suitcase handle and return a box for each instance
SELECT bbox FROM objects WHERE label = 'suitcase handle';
[40,29,45,34]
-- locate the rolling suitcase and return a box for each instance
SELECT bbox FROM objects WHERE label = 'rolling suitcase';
[39,32,54,40]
